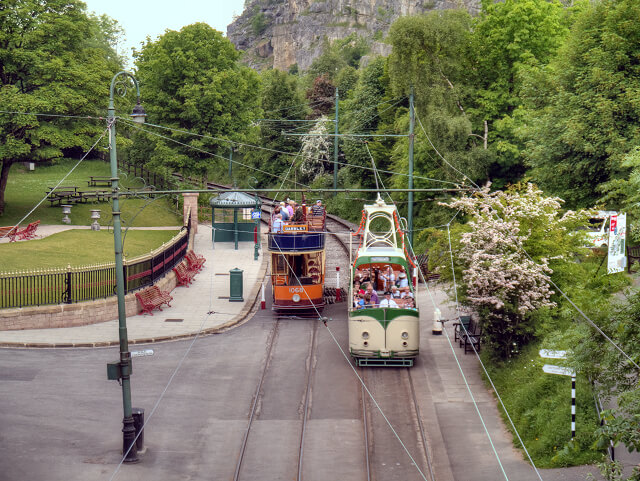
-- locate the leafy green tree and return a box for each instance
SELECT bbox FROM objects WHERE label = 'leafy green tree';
[307,34,369,81]
[0,0,123,215]
[519,0,640,207]
[243,68,306,187]
[470,0,569,186]
[131,23,261,178]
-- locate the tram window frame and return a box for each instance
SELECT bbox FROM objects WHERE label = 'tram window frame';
[272,254,288,274]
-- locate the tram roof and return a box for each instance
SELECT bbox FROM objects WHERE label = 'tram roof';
[354,247,408,269]
[209,191,260,207]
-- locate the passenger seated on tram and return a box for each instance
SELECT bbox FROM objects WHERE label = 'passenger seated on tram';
[390,285,401,298]
[359,268,371,284]
[403,297,416,309]
[379,291,399,308]
[364,284,378,306]
[354,281,364,296]
[400,286,414,299]
[363,293,373,308]
[354,293,365,309]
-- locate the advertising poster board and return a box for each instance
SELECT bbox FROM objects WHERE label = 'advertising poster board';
[608,213,627,274]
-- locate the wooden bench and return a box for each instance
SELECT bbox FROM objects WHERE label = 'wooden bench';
[628,245,640,273]
[458,318,482,354]
[135,285,173,316]
[47,186,81,206]
[0,225,19,242]
[185,250,206,272]
[88,176,112,187]
[173,261,196,287]
[453,315,472,343]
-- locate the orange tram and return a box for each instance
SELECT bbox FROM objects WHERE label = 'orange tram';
[268,205,326,311]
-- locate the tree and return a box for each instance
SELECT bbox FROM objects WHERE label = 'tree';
[306,75,335,118]
[519,0,640,207]
[300,116,331,182]
[470,0,569,186]
[131,23,261,178]
[0,0,123,215]
[441,184,584,359]
[245,68,306,187]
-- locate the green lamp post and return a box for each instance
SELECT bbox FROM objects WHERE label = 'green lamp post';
[107,71,146,463]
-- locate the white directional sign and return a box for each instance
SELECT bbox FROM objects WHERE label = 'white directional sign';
[539,349,568,359]
[251,211,261,219]
[543,364,575,377]
[131,349,154,358]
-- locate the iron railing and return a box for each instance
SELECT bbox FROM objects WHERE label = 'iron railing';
[0,226,189,309]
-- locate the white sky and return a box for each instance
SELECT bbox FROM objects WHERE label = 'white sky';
[83,0,246,64]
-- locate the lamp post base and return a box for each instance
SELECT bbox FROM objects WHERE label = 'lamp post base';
[122,416,139,463]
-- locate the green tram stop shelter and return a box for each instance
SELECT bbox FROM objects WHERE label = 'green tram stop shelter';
[209,191,262,250]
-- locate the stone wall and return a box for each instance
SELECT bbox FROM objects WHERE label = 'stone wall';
[0,269,177,331]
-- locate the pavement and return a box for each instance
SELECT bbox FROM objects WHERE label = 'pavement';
[0,223,269,346]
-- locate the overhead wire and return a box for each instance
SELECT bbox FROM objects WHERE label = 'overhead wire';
[0,126,110,239]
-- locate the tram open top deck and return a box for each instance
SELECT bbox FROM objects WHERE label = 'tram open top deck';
[267,212,326,252]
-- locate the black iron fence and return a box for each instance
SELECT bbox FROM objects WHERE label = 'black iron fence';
[0,227,189,309]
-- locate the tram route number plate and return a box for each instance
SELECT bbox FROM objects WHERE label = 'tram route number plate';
[283,225,307,232]
[251,211,261,219]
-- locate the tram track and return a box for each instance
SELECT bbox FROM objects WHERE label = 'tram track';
[186,177,435,481]
[233,314,323,481]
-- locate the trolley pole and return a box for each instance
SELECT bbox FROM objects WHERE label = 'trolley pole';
[408,87,415,245]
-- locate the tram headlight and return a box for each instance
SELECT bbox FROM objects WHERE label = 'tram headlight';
[362,331,370,340]
[292,294,301,302]
[401,331,409,340]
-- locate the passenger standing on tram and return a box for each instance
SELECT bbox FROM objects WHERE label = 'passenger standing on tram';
[272,214,284,233]
[397,272,409,288]
[379,265,395,291]
[292,205,304,222]
[311,199,325,216]
[279,202,290,221]
[286,199,295,218]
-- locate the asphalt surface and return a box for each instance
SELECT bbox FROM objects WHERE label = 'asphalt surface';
[1,224,634,480]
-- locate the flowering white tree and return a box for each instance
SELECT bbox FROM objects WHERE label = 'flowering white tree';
[443,183,583,358]
[300,116,331,181]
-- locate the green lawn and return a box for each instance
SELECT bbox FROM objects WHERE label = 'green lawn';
[1,159,182,227]
[0,229,180,271]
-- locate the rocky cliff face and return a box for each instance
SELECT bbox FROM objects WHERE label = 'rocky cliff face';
[227,0,480,71]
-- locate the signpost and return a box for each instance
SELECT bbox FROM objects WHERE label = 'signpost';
[608,213,627,274]
[539,350,576,440]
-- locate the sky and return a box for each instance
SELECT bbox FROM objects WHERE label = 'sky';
[82,0,246,64]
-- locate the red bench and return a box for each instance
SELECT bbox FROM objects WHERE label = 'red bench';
[15,220,40,241]
[185,250,206,272]
[173,261,196,287]
[0,225,19,242]
[135,286,173,316]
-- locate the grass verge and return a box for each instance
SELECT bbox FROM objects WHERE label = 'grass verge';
[1,160,182,227]
[0,229,180,271]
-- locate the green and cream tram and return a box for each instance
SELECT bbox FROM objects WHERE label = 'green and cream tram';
[349,196,420,367]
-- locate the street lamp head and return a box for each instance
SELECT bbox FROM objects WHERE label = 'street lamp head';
[131,99,146,124]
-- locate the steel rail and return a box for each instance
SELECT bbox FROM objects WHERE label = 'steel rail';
[233,319,280,481]
[297,320,319,481]
[407,369,436,481]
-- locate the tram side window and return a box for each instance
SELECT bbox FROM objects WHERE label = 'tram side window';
[272,254,288,285]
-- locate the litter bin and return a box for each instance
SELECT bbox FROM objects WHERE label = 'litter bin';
[131,407,144,450]
[229,268,244,302]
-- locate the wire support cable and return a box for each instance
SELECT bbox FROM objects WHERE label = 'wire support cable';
[268,230,429,480]
[1,126,109,240]
[118,116,462,187]
[0,109,107,121]
[121,120,313,190]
